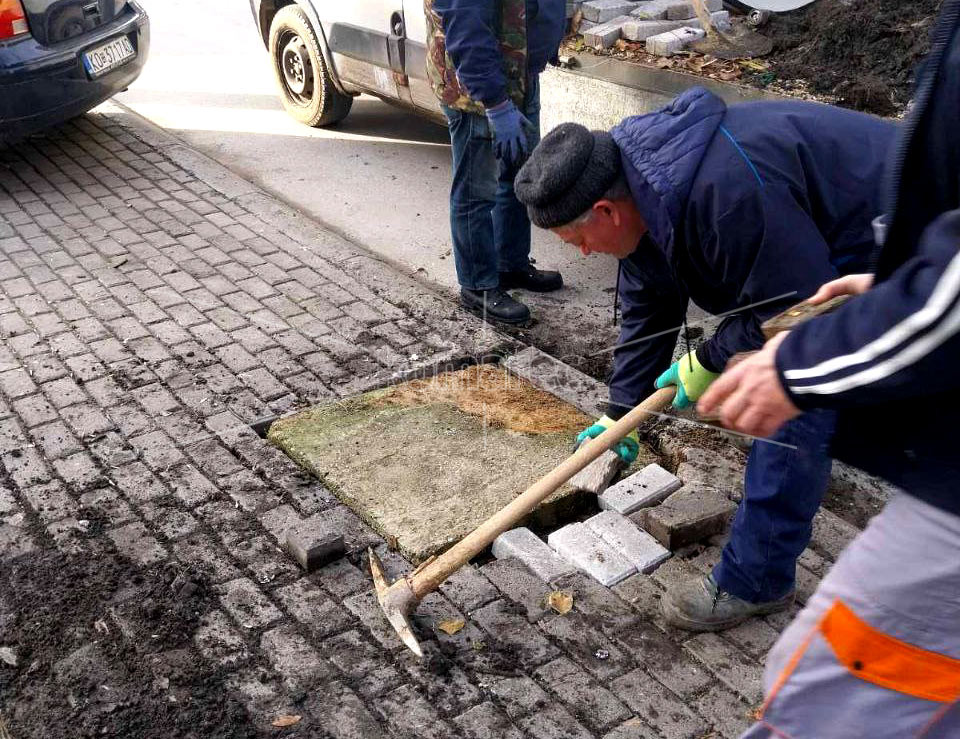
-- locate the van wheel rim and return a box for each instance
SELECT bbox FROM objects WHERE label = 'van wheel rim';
[280,33,314,102]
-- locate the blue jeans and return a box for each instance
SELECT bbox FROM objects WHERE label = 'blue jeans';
[442,79,541,291]
[713,409,836,603]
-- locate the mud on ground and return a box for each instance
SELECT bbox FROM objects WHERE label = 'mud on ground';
[0,523,258,739]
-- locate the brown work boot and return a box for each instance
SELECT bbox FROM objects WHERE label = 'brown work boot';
[661,573,794,632]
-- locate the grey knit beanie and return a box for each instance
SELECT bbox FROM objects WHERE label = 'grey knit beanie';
[514,122,622,228]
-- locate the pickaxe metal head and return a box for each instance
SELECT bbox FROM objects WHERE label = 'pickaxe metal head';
[368,547,423,657]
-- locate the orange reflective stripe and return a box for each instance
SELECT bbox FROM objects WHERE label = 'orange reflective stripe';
[821,600,960,704]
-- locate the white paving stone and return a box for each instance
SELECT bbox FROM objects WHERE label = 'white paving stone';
[582,0,637,23]
[585,510,671,574]
[622,10,728,40]
[599,463,682,515]
[582,15,631,48]
[492,527,577,583]
[547,523,635,587]
[646,26,704,55]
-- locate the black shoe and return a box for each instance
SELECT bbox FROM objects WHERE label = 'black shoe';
[498,265,564,293]
[460,288,531,325]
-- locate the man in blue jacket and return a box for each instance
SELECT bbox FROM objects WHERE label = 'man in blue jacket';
[514,89,896,630]
[699,3,960,733]
[426,0,567,325]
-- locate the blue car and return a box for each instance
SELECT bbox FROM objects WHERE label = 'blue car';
[0,0,149,144]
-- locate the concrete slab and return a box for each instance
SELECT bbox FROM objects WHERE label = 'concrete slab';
[547,523,636,586]
[268,366,596,562]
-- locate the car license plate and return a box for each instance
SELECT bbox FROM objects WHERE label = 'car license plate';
[82,35,135,78]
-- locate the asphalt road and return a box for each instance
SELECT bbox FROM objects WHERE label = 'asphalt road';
[117,0,625,375]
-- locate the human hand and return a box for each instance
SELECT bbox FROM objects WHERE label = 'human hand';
[807,273,874,305]
[697,333,801,438]
[654,351,719,409]
[485,100,536,166]
[575,415,640,465]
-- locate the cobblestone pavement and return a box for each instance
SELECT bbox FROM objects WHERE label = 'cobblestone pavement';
[0,108,872,738]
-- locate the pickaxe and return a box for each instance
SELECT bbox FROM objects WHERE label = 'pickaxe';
[369,385,676,657]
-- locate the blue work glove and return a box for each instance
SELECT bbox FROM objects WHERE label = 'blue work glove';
[574,415,640,465]
[655,351,720,410]
[485,100,536,167]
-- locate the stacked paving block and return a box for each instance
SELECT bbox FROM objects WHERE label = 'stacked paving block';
[645,26,705,56]
[491,459,743,590]
[577,0,729,49]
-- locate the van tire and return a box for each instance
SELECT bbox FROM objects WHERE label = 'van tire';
[269,5,352,127]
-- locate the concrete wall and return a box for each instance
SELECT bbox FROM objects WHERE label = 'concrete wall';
[541,53,785,133]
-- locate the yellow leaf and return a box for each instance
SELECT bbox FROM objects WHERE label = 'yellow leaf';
[437,618,465,635]
[547,590,573,614]
[271,715,302,728]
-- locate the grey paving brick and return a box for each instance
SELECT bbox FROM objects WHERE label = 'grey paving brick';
[600,463,682,514]
[691,684,756,739]
[261,623,333,691]
[314,558,369,599]
[302,681,388,739]
[548,522,635,587]
[485,674,552,719]
[30,420,82,459]
[106,520,167,565]
[109,461,168,502]
[274,577,355,638]
[640,483,736,550]
[0,368,37,400]
[161,462,218,507]
[613,622,713,699]
[535,656,631,731]
[178,534,242,584]
[612,668,708,739]
[12,394,58,427]
[602,718,659,738]
[454,702,524,739]
[471,600,559,667]
[612,574,666,624]
[78,487,135,526]
[683,632,763,703]
[538,609,631,681]
[3,447,52,488]
[515,702,594,739]
[583,15,630,48]
[20,480,77,523]
[586,510,671,574]
[438,564,498,614]
[492,527,576,583]
[480,557,553,622]
[552,572,640,635]
[322,630,405,697]
[582,0,635,22]
[216,577,283,630]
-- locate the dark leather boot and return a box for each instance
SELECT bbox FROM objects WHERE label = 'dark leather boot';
[498,265,563,293]
[460,287,531,325]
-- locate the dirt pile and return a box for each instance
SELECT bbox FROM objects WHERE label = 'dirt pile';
[0,541,258,739]
[763,0,943,116]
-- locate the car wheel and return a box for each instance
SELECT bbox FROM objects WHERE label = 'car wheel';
[269,5,352,127]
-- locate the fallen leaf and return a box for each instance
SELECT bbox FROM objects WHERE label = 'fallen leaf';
[547,590,574,615]
[437,619,465,635]
[271,715,302,728]
[0,648,16,667]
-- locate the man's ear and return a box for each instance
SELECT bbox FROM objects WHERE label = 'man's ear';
[593,199,618,224]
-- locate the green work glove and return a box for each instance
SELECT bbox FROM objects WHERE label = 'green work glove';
[575,415,640,465]
[655,351,720,409]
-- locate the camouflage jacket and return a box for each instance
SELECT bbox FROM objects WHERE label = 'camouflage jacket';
[424,0,528,114]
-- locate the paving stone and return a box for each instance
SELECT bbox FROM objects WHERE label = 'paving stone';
[472,600,559,667]
[611,573,664,623]
[674,445,744,498]
[193,609,250,666]
[611,668,709,739]
[603,718,659,738]
[261,624,334,691]
[613,622,713,699]
[583,15,630,48]
[534,657,631,732]
[233,535,298,585]
[569,449,623,494]
[398,644,485,717]
[515,702,594,739]
[691,684,756,739]
[492,527,576,583]
[484,674,552,719]
[640,483,736,550]
[374,684,457,739]
[286,520,345,572]
[20,480,76,523]
[314,558,369,599]
[322,630,405,697]
[664,0,721,19]
[725,615,782,661]
[537,609,631,681]
[480,557,553,622]
[454,702,524,739]
[438,564,498,614]
[107,521,168,566]
[553,571,640,635]
[582,0,636,22]
[274,577,355,638]
[78,487,135,527]
[683,632,764,703]
[646,26,704,55]
[600,463,682,514]
[810,507,859,562]
[216,577,283,630]
[585,510,671,574]
[622,10,729,40]
[301,681,388,739]
[502,346,608,417]
[548,522,635,587]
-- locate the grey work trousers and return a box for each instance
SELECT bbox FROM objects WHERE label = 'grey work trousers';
[742,492,960,738]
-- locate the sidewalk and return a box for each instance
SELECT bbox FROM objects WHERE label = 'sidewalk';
[0,106,859,738]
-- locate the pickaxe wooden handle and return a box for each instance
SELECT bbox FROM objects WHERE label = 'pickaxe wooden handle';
[371,385,677,656]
